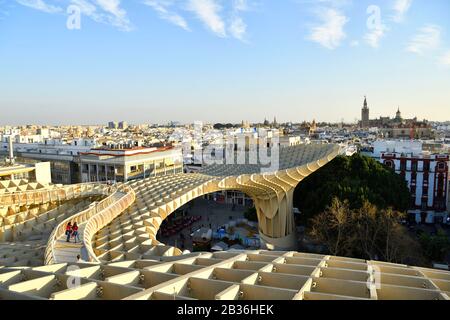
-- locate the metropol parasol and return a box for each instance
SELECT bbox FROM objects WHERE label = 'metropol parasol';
[0,144,449,300]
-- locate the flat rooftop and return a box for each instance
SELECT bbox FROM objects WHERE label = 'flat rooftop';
[0,163,35,177]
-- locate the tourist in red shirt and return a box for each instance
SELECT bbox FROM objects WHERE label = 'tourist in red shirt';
[65,222,72,242]
[72,222,80,243]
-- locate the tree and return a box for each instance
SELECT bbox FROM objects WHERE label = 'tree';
[310,198,353,257]
[244,206,258,222]
[419,231,450,262]
[309,198,425,265]
[294,154,410,225]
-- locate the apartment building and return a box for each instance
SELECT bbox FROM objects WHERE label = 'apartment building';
[0,162,51,185]
[79,146,184,183]
[371,140,450,223]
[0,137,97,184]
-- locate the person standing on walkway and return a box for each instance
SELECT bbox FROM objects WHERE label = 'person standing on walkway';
[72,222,80,243]
[65,222,72,242]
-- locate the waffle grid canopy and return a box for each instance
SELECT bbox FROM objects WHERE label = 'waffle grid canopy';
[1,144,449,300]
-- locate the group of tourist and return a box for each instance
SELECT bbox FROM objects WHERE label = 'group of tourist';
[65,222,80,243]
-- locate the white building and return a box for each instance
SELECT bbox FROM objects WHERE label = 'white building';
[79,146,183,183]
[369,140,450,223]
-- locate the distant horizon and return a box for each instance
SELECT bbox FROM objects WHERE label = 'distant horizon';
[0,107,448,128]
[1,97,448,127]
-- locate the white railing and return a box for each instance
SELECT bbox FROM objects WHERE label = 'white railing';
[43,184,122,265]
[83,185,135,263]
[0,182,113,207]
[0,183,116,242]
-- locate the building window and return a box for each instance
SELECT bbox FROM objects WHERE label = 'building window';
[384,160,394,169]
[421,199,428,210]
[411,173,417,184]
[400,160,406,171]
[411,197,416,207]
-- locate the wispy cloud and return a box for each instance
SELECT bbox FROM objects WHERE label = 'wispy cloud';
[143,0,190,31]
[93,0,132,31]
[308,8,348,50]
[15,0,132,31]
[439,50,450,67]
[15,0,62,13]
[363,5,388,48]
[187,0,226,37]
[406,24,441,55]
[143,0,252,41]
[364,27,386,48]
[392,0,412,23]
[229,16,246,41]
[228,0,249,41]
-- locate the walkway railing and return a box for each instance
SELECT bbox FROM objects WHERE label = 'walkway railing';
[1,183,116,242]
[43,184,123,265]
[0,182,112,207]
[83,185,135,263]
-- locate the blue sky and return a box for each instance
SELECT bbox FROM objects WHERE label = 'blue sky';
[0,0,449,125]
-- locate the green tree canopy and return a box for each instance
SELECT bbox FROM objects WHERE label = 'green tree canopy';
[244,206,258,222]
[419,231,450,262]
[294,154,410,225]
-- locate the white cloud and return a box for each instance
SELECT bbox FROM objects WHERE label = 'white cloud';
[0,0,10,19]
[229,16,246,41]
[364,5,388,48]
[308,8,348,50]
[187,0,226,37]
[439,51,450,67]
[15,0,62,13]
[143,0,190,31]
[406,25,441,55]
[70,0,98,17]
[228,0,249,41]
[364,24,388,48]
[94,0,132,31]
[15,0,132,31]
[392,0,412,23]
[142,0,252,41]
[233,0,248,12]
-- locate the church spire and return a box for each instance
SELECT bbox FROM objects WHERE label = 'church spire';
[395,106,402,121]
[363,96,368,108]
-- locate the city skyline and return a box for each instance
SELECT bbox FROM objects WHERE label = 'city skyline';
[1,0,450,125]
[0,98,445,127]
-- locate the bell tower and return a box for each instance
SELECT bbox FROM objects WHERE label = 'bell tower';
[361,96,370,128]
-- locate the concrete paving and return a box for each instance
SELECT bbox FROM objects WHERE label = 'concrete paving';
[159,198,250,251]
[53,222,87,263]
